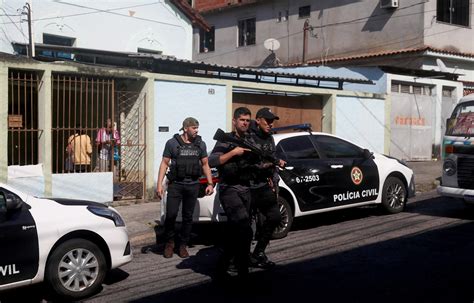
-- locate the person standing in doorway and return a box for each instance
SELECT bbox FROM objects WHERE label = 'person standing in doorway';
[67,124,93,173]
[96,118,121,172]
[156,117,214,258]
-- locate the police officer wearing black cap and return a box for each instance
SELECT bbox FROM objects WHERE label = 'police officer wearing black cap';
[156,117,214,259]
[249,107,286,268]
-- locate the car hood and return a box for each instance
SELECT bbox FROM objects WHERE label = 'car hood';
[46,198,108,208]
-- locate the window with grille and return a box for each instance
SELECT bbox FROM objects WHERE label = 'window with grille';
[437,0,470,26]
[299,5,311,18]
[238,18,256,47]
[199,26,215,53]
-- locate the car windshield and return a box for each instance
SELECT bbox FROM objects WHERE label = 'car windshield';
[446,101,474,136]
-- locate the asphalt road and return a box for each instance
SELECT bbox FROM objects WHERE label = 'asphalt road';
[2,191,474,303]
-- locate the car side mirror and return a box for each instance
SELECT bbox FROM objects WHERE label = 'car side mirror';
[5,193,23,211]
[363,149,373,159]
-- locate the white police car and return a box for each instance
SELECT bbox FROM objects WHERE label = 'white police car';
[0,183,132,299]
[161,126,415,239]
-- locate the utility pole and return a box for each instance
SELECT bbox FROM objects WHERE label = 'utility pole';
[302,19,310,64]
[23,1,35,58]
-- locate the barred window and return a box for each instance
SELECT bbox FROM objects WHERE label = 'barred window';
[238,18,256,47]
[437,0,470,26]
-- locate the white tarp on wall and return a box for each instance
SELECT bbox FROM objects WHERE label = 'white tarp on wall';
[336,97,385,154]
[390,93,435,160]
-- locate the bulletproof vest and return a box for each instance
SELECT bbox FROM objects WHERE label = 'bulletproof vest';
[218,132,257,185]
[250,130,276,181]
[167,134,202,181]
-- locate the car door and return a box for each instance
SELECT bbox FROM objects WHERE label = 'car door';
[276,135,337,212]
[311,135,380,207]
[0,188,39,285]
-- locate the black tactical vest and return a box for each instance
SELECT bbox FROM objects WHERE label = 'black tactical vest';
[167,134,202,181]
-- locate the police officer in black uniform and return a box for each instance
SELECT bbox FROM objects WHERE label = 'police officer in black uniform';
[209,107,254,280]
[156,117,214,259]
[249,107,286,268]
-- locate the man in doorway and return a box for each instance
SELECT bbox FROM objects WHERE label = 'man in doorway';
[156,117,214,258]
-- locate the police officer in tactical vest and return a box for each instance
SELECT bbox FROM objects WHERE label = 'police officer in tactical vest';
[156,117,214,259]
[249,107,286,269]
[209,107,254,281]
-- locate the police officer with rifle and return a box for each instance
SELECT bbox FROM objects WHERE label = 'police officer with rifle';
[209,107,254,281]
[248,108,286,268]
[156,117,214,259]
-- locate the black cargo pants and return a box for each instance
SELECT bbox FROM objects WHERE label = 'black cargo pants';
[251,184,281,253]
[217,184,252,276]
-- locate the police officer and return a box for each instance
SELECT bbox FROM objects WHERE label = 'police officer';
[209,107,254,280]
[249,107,286,268]
[156,117,214,259]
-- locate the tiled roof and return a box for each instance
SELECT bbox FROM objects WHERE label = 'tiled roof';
[286,46,474,67]
[170,0,211,31]
[195,0,259,14]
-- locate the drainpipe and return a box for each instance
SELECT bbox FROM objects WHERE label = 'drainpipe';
[302,19,310,64]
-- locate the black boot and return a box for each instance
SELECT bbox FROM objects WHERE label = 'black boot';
[250,251,275,269]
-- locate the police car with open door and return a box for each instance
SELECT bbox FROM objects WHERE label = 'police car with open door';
[161,124,415,239]
[0,183,132,300]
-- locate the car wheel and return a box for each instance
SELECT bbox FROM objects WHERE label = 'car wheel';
[271,196,293,239]
[46,239,107,299]
[380,176,407,214]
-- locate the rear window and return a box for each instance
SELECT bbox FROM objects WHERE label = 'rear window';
[276,136,319,160]
[312,135,362,158]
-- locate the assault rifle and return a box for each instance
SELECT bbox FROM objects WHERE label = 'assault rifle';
[213,128,281,166]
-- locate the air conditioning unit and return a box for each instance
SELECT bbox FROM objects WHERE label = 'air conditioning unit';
[380,0,398,8]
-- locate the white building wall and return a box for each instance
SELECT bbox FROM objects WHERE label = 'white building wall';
[0,0,193,59]
[153,80,227,180]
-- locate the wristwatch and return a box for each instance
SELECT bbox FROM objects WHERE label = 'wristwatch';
[207,183,213,186]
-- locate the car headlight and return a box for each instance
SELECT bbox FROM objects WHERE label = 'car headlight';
[443,159,456,176]
[87,205,126,227]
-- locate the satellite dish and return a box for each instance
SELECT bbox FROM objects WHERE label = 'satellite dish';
[264,38,280,52]
[436,58,448,73]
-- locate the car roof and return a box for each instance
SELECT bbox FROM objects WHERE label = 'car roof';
[273,131,368,150]
[459,93,474,104]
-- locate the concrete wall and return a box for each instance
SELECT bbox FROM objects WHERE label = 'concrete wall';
[1,0,194,59]
[193,0,429,66]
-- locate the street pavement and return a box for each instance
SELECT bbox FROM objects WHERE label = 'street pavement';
[116,160,443,248]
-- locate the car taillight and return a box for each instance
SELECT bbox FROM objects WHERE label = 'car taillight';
[445,144,454,154]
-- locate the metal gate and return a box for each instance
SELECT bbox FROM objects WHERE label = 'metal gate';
[8,70,40,166]
[114,91,147,200]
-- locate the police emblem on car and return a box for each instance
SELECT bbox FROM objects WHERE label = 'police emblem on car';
[351,166,363,185]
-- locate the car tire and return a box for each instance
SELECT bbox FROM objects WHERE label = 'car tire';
[46,238,107,300]
[380,176,407,214]
[271,196,293,239]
